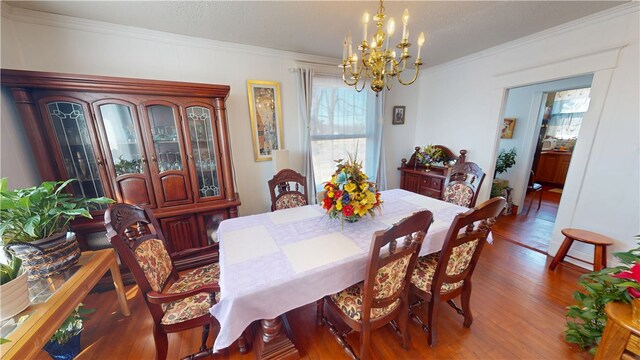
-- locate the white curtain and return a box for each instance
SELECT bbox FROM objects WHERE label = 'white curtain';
[374,91,387,190]
[295,67,316,203]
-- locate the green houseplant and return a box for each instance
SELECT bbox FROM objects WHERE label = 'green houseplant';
[491,147,517,197]
[564,236,640,354]
[0,178,113,279]
[43,304,94,359]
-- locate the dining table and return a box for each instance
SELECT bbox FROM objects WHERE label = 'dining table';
[210,188,475,359]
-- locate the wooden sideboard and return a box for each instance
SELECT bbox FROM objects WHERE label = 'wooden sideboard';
[398,146,467,200]
[535,151,572,185]
[1,69,240,288]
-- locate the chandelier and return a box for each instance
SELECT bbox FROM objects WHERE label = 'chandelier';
[340,0,425,94]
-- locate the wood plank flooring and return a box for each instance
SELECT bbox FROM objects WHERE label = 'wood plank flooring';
[60,202,590,360]
[492,186,562,254]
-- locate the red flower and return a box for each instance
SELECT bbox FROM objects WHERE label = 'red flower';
[614,263,640,298]
[342,204,354,217]
[334,190,342,198]
[322,197,333,210]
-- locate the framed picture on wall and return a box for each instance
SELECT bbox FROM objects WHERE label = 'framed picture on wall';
[392,105,405,125]
[501,118,516,139]
[247,80,284,161]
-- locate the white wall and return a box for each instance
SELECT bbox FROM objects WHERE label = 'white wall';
[414,3,639,266]
[0,5,340,215]
[499,74,593,210]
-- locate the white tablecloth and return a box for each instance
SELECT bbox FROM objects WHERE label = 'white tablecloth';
[210,189,469,351]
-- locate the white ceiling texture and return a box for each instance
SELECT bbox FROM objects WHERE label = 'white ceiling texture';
[5,1,627,67]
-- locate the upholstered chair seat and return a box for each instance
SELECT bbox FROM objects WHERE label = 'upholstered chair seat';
[275,192,307,210]
[442,162,486,208]
[268,169,309,211]
[411,253,464,295]
[162,263,222,325]
[442,184,475,208]
[330,282,401,321]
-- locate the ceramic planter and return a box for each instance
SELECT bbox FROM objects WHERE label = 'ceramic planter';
[6,232,80,281]
[0,271,30,321]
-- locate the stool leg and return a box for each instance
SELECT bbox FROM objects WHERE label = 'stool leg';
[594,245,606,271]
[549,237,574,270]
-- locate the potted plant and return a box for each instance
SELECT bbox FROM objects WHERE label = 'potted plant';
[0,256,29,321]
[0,178,113,280]
[565,236,640,354]
[415,144,445,171]
[491,147,517,197]
[43,304,93,360]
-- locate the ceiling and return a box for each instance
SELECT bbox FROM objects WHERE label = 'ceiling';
[5,1,626,67]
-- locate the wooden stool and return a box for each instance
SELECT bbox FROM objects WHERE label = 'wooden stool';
[549,228,614,271]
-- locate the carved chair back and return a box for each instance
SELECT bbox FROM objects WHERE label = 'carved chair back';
[430,197,505,295]
[361,210,433,324]
[268,169,308,211]
[443,161,486,208]
[104,203,179,307]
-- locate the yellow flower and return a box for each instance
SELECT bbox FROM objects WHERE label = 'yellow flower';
[344,182,356,193]
[336,200,343,211]
[328,191,334,198]
[365,191,376,204]
[353,202,369,217]
[360,182,369,191]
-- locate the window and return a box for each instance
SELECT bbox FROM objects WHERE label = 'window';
[547,87,591,139]
[310,75,378,191]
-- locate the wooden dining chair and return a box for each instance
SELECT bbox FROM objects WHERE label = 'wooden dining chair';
[442,161,486,208]
[524,170,543,215]
[409,197,506,346]
[317,210,434,360]
[267,168,308,211]
[104,203,247,360]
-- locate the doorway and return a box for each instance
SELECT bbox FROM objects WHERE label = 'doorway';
[491,75,593,253]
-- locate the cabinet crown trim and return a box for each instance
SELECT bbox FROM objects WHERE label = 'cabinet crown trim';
[1,69,230,99]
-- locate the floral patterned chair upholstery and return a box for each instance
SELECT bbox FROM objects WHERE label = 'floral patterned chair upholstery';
[104,203,246,360]
[409,197,506,346]
[442,161,486,208]
[268,169,308,211]
[317,210,434,360]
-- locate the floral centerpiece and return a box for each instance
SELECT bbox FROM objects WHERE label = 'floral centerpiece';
[565,236,640,354]
[415,145,445,169]
[321,156,382,224]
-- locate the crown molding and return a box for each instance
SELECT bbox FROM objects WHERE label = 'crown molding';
[427,2,639,74]
[1,3,340,66]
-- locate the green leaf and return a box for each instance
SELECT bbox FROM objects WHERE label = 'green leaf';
[614,252,640,265]
[0,178,6,192]
[10,257,21,278]
[0,338,10,344]
[54,179,76,195]
[16,196,30,209]
[23,215,41,237]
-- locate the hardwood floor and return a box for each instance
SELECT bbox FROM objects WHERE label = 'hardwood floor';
[65,206,590,360]
[493,185,562,254]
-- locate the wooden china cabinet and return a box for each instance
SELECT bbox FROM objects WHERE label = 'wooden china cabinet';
[2,69,240,287]
[398,146,467,200]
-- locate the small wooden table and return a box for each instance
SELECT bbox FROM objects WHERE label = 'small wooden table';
[595,302,640,359]
[0,249,130,359]
[549,228,614,271]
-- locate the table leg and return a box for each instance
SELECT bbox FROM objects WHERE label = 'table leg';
[253,316,300,360]
[109,252,131,317]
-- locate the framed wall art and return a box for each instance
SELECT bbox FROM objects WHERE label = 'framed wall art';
[247,80,284,162]
[501,118,516,139]
[392,105,405,125]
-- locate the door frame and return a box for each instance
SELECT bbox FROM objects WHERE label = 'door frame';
[486,46,622,261]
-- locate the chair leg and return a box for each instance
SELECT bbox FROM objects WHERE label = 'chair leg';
[398,300,411,350]
[316,298,325,326]
[461,281,474,328]
[594,245,606,271]
[427,297,440,346]
[537,190,543,210]
[526,191,535,216]
[153,325,169,360]
[200,324,210,352]
[360,326,371,360]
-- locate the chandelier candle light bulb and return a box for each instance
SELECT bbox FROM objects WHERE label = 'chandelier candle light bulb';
[340,0,425,94]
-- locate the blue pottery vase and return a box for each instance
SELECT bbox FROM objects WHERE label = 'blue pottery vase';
[43,333,81,360]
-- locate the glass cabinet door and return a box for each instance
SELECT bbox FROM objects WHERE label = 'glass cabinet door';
[144,103,192,207]
[45,100,110,206]
[95,101,156,207]
[185,105,223,201]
